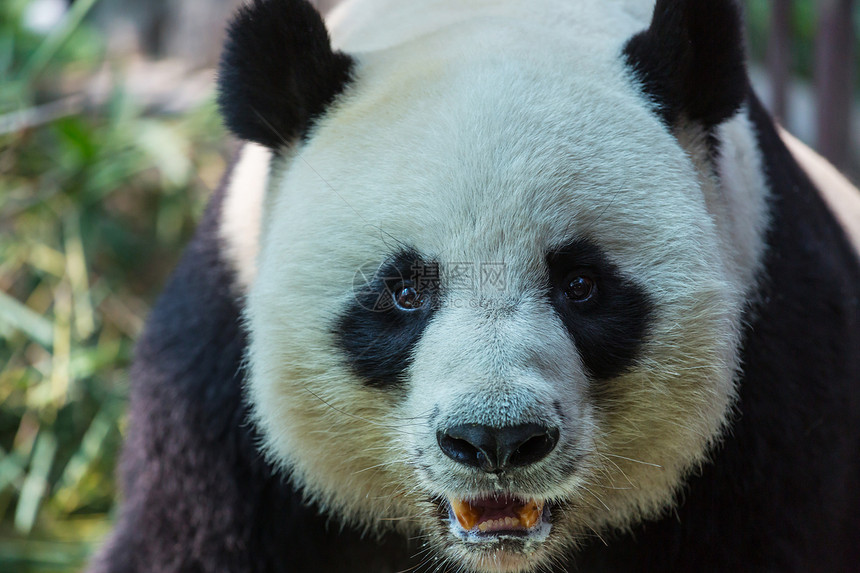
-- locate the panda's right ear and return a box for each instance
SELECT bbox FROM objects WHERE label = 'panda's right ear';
[623,0,748,130]
[217,0,354,149]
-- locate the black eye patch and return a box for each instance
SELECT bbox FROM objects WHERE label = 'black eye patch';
[334,250,439,388]
[546,240,654,381]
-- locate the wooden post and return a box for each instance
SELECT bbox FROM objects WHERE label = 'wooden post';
[814,0,855,170]
[767,0,793,122]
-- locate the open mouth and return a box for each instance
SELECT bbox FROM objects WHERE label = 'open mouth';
[444,495,552,540]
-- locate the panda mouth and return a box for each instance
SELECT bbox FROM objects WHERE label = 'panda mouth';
[444,495,551,538]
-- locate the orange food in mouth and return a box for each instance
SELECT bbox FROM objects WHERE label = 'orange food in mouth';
[448,496,544,532]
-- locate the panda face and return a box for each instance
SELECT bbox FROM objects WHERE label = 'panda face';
[226,0,766,571]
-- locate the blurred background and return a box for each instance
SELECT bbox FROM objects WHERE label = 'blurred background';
[0,0,856,571]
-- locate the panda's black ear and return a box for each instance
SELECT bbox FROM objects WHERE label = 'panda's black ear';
[217,0,354,148]
[623,0,748,130]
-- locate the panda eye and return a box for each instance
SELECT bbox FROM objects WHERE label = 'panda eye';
[564,274,596,302]
[393,284,426,311]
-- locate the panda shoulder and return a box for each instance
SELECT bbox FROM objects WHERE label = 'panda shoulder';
[779,128,860,257]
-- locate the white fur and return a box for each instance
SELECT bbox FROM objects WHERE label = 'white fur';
[713,113,772,290]
[238,1,772,571]
[220,143,271,292]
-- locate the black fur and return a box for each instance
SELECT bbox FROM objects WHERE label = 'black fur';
[334,251,439,388]
[571,91,860,572]
[217,0,354,148]
[623,0,748,130]
[87,163,412,573]
[546,240,653,381]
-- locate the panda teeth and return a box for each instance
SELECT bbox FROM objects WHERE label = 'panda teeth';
[449,498,482,530]
[448,496,544,532]
[515,499,543,529]
[477,517,522,532]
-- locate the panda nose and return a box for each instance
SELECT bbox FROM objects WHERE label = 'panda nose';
[437,423,559,472]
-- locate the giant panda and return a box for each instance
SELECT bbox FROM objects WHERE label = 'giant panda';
[88,0,860,571]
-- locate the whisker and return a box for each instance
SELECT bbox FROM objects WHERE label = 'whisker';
[599,452,662,468]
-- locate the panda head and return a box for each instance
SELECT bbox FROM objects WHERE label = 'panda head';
[218,0,765,571]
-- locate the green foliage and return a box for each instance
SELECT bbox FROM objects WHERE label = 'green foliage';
[0,1,227,570]
[746,0,860,87]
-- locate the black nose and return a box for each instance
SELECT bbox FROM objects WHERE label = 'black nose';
[437,423,559,472]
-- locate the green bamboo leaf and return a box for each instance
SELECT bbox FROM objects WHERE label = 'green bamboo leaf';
[63,214,95,339]
[0,289,53,349]
[0,446,26,497]
[14,429,58,533]
[25,243,66,278]
[14,0,102,82]
[53,405,115,511]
